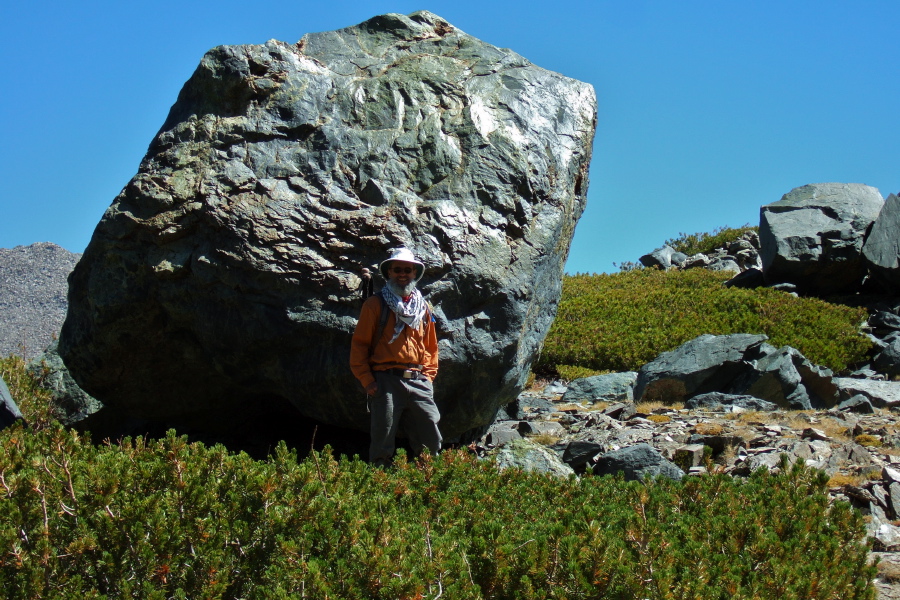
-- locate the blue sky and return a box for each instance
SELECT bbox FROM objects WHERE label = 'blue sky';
[2,1,898,273]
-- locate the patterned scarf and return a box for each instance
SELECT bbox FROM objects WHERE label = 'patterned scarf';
[381,285,427,343]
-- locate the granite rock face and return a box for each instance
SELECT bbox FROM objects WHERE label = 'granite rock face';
[759,183,884,295]
[863,193,900,293]
[58,11,597,439]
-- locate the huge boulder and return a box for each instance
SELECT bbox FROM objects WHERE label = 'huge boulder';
[759,183,884,295]
[58,12,597,440]
[863,193,900,293]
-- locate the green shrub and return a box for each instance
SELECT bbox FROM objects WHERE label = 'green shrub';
[0,419,877,600]
[0,355,879,599]
[538,269,872,375]
[664,225,758,257]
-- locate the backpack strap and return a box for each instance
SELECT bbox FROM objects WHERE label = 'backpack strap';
[369,294,390,357]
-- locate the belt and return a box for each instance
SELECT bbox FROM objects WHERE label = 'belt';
[380,368,427,380]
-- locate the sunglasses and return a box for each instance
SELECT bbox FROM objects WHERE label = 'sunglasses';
[391,267,415,274]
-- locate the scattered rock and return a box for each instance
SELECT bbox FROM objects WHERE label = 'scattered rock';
[684,392,777,411]
[838,394,876,414]
[834,378,900,408]
[561,372,637,403]
[593,443,684,481]
[639,246,687,270]
[488,437,574,477]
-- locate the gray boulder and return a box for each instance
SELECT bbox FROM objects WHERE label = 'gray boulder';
[561,371,637,403]
[593,443,684,482]
[873,334,900,378]
[639,246,685,270]
[634,333,769,403]
[863,193,900,293]
[28,341,103,426]
[759,183,884,295]
[635,334,838,410]
[0,375,24,429]
[57,12,596,439]
[869,311,900,333]
[684,392,777,412]
[483,421,521,447]
[708,257,741,274]
[834,377,900,408]
[734,345,838,410]
[836,394,875,414]
[562,440,605,473]
[488,437,574,477]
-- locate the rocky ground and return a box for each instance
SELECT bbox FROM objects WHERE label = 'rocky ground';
[477,380,900,598]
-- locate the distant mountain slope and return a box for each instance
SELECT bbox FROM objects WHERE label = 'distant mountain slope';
[0,243,80,360]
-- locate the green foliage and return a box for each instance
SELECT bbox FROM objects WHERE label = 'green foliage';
[0,416,877,600]
[555,364,603,382]
[664,225,758,257]
[538,269,872,375]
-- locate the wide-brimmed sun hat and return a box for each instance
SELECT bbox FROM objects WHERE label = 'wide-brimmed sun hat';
[379,247,425,282]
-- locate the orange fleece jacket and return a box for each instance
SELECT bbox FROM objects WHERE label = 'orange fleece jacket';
[350,295,439,389]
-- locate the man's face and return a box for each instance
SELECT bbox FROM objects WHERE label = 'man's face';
[388,260,416,296]
[388,261,417,287]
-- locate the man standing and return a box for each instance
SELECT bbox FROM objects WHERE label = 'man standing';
[350,248,441,467]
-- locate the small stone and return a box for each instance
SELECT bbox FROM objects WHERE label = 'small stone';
[802,427,830,441]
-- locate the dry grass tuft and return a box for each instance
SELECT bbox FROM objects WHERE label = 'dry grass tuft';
[646,414,671,424]
[636,400,684,413]
[528,433,562,446]
[694,422,724,436]
[855,434,883,448]
[827,472,866,488]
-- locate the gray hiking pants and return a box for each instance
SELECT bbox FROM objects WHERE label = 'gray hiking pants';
[370,371,442,467]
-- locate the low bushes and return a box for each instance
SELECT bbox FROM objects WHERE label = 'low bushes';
[538,268,872,376]
[664,225,758,257]
[0,418,876,599]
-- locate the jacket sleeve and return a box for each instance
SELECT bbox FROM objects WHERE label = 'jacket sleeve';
[350,297,380,389]
[422,311,439,382]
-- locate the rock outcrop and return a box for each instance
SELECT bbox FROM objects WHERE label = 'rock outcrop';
[0,243,81,360]
[759,183,884,295]
[58,11,597,439]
